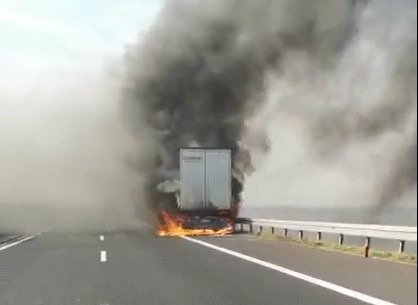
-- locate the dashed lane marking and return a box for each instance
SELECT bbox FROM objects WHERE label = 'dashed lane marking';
[100,250,107,262]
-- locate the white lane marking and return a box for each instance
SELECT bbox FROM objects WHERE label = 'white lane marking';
[100,250,107,262]
[0,235,37,252]
[182,236,398,305]
[100,235,104,241]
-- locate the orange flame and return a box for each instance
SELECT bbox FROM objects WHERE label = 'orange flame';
[156,211,233,237]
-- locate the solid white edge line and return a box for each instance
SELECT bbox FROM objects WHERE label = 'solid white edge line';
[101,250,107,262]
[182,236,398,305]
[0,235,37,251]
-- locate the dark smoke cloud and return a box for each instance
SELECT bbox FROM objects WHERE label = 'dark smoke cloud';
[122,0,416,216]
[313,42,417,154]
[241,0,416,215]
[378,131,417,208]
[121,0,363,212]
[310,3,417,210]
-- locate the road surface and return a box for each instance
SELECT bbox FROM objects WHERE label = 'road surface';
[0,230,416,305]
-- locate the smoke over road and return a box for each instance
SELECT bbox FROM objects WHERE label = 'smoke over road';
[122,0,363,211]
[122,0,416,218]
[3,0,413,232]
[0,67,144,233]
[0,1,165,233]
[242,0,417,216]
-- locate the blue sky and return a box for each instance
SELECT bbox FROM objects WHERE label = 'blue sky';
[0,0,162,72]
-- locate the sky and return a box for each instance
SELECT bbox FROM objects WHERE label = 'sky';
[0,0,162,76]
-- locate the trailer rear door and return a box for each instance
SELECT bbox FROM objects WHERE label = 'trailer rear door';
[205,149,231,210]
[179,149,205,210]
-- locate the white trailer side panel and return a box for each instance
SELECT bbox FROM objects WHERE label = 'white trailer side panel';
[179,149,205,210]
[205,150,231,210]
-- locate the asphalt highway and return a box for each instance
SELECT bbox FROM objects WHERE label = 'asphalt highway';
[0,230,415,305]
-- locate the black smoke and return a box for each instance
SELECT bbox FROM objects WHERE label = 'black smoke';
[311,5,417,211]
[121,0,415,215]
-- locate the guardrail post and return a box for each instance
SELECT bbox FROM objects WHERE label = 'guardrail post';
[246,219,416,252]
[364,237,371,258]
[338,234,344,246]
[399,240,405,254]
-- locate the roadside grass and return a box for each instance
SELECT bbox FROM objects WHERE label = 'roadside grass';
[249,231,417,265]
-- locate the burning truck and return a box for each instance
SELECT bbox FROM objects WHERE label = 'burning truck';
[154,148,240,236]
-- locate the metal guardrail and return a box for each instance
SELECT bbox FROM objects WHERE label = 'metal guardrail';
[234,218,417,256]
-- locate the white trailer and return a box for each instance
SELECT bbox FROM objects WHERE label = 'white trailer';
[179,148,231,211]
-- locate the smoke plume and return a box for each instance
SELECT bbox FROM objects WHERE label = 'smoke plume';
[0,67,145,233]
[242,0,417,214]
[122,0,416,217]
[122,0,364,211]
